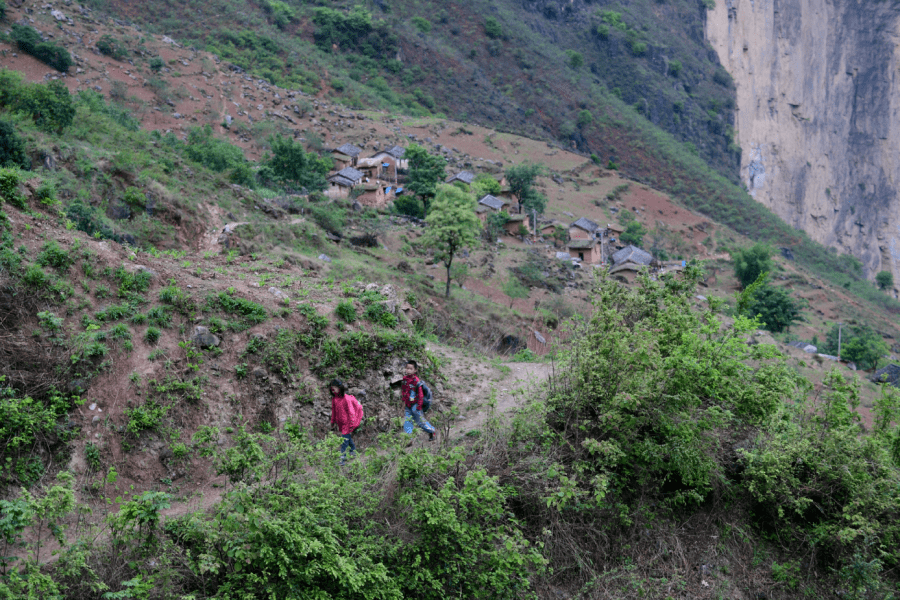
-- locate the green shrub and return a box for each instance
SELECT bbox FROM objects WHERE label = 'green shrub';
[108,323,132,341]
[36,241,72,271]
[484,16,503,39]
[147,306,172,328]
[206,290,267,331]
[125,399,168,435]
[309,203,345,235]
[15,80,76,132]
[745,284,800,333]
[0,167,25,209]
[21,264,49,288]
[411,16,432,33]
[733,242,773,288]
[97,34,127,60]
[144,326,161,345]
[11,25,72,72]
[0,120,29,170]
[335,300,357,323]
[149,57,164,72]
[184,125,247,173]
[95,303,133,322]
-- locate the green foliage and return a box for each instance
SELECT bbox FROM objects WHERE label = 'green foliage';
[124,399,168,436]
[472,173,501,198]
[206,290,267,331]
[405,144,447,214]
[0,120,29,170]
[317,329,423,379]
[576,109,593,128]
[619,221,647,247]
[823,322,889,371]
[260,134,331,192]
[746,284,800,333]
[502,276,528,307]
[10,25,72,72]
[97,34,128,60]
[876,270,893,290]
[504,162,548,215]
[526,267,799,513]
[335,299,358,323]
[144,326,161,345]
[15,79,76,133]
[733,242,773,289]
[184,125,248,175]
[392,194,424,219]
[484,16,503,39]
[36,241,72,272]
[410,16,432,33]
[309,203,346,235]
[364,302,398,328]
[742,370,900,582]
[566,50,584,69]
[0,167,25,209]
[312,6,398,60]
[422,184,481,297]
[262,0,295,29]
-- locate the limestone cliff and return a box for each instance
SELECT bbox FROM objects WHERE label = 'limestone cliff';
[705,0,900,287]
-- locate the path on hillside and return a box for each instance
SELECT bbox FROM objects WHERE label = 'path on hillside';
[425,344,555,441]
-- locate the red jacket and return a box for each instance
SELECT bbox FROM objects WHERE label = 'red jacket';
[330,394,363,435]
[401,375,424,410]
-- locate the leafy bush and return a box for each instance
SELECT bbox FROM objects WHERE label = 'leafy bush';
[36,241,72,272]
[144,326,161,345]
[11,25,72,72]
[148,57,164,72]
[15,80,76,132]
[742,370,900,580]
[876,270,894,290]
[259,134,331,192]
[206,290,267,331]
[733,242,773,288]
[97,34,127,60]
[619,221,647,247]
[335,300,357,323]
[745,284,800,333]
[0,120,29,170]
[124,399,168,435]
[364,302,397,328]
[411,16,432,33]
[312,6,398,60]
[21,264,49,288]
[484,16,503,39]
[309,203,346,235]
[822,322,889,371]
[0,167,26,209]
[184,125,247,174]
[147,306,172,328]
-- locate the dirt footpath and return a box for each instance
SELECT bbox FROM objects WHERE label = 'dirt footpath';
[426,344,554,438]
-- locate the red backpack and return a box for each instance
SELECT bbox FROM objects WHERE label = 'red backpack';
[346,394,364,429]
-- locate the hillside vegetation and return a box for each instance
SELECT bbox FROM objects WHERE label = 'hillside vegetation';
[1,2,900,598]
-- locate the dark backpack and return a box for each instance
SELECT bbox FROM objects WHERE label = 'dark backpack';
[418,381,433,413]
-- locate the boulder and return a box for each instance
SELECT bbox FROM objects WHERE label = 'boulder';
[191,326,220,348]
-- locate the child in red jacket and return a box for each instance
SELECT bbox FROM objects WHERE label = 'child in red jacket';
[329,379,363,463]
[401,360,435,441]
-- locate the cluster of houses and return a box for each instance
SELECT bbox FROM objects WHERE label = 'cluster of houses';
[324,143,683,278]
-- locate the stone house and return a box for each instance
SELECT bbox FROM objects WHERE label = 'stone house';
[478,194,509,213]
[331,143,363,168]
[568,238,602,264]
[355,157,383,180]
[608,245,653,280]
[370,146,407,172]
[504,213,532,237]
[569,217,601,240]
[327,166,364,197]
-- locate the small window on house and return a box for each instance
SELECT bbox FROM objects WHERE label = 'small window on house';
[579,252,585,261]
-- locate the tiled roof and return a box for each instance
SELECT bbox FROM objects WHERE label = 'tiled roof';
[478,195,507,211]
[334,143,363,157]
[385,145,405,158]
[611,245,653,266]
[446,171,475,184]
[567,239,597,250]
[571,217,600,232]
[328,175,357,187]
[335,167,364,181]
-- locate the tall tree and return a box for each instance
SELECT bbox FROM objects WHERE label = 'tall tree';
[421,184,480,297]
[732,242,773,289]
[505,162,547,215]
[405,144,446,215]
[263,134,332,192]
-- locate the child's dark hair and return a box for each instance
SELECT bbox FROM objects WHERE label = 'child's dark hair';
[329,378,346,395]
[406,359,418,372]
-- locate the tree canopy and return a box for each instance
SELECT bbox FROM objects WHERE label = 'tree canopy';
[505,162,548,215]
[823,322,889,370]
[732,242,773,288]
[421,184,480,297]
[405,144,446,215]
[746,284,800,333]
[261,134,332,192]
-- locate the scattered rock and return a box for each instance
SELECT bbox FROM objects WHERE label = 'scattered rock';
[192,326,221,348]
[318,254,332,263]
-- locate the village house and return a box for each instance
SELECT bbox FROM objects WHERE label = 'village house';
[539,221,568,246]
[446,171,476,187]
[608,245,653,281]
[504,213,532,237]
[327,166,364,197]
[370,146,407,172]
[478,194,509,213]
[569,217,601,241]
[354,157,384,180]
[355,181,394,209]
[331,143,363,168]
[567,238,602,264]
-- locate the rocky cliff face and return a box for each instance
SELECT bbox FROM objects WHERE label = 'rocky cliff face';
[706,0,900,286]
